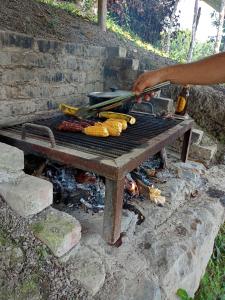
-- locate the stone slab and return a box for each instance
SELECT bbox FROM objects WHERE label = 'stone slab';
[0,169,25,184]
[31,207,81,257]
[106,46,127,58]
[69,246,105,296]
[72,162,225,300]
[189,143,217,162]
[191,128,204,145]
[173,161,206,186]
[0,142,24,171]
[121,210,138,237]
[106,57,139,71]
[0,174,53,217]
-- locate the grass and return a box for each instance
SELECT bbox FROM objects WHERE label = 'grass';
[194,223,225,300]
[37,0,166,57]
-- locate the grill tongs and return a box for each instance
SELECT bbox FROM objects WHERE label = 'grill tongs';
[75,81,171,119]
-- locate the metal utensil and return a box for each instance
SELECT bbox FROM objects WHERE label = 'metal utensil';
[75,81,170,119]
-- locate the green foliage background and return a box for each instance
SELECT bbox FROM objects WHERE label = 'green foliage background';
[162,30,215,62]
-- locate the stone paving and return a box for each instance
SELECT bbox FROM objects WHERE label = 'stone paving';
[0,142,224,299]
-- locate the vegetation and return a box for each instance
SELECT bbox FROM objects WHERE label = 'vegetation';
[194,223,225,300]
[38,0,166,57]
[107,0,178,45]
[163,30,214,62]
[38,0,217,63]
[177,223,225,300]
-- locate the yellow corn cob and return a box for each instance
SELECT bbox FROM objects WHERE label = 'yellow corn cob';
[104,120,123,133]
[98,111,136,125]
[149,187,161,197]
[59,104,79,116]
[83,125,109,137]
[106,118,127,130]
[103,123,121,136]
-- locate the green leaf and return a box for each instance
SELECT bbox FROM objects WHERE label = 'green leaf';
[176,289,189,300]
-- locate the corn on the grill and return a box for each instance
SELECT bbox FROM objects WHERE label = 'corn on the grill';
[103,123,121,136]
[104,120,123,133]
[59,103,79,116]
[98,111,136,125]
[105,118,127,130]
[83,125,109,137]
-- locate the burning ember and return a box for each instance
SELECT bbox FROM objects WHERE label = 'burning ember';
[24,152,167,214]
[125,173,139,197]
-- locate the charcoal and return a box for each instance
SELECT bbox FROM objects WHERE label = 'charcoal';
[24,153,168,215]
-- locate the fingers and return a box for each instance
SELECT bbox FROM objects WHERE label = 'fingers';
[133,81,146,95]
[144,94,151,101]
[136,96,142,103]
[135,92,154,103]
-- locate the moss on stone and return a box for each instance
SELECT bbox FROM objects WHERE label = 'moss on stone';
[31,222,44,234]
[31,211,76,254]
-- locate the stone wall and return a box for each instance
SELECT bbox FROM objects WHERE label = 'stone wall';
[163,85,225,141]
[0,30,105,126]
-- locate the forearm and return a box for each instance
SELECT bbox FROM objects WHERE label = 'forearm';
[161,52,225,85]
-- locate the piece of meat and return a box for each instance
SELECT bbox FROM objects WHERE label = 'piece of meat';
[57,121,84,132]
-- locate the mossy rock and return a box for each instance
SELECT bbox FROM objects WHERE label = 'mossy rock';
[30,208,81,257]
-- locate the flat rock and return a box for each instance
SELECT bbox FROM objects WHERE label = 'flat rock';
[80,165,225,300]
[121,210,138,237]
[0,174,53,217]
[31,207,81,257]
[189,144,217,163]
[0,142,24,171]
[191,128,204,145]
[173,161,206,188]
[205,165,225,191]
[0,169,25,184]
[69,246,105,296]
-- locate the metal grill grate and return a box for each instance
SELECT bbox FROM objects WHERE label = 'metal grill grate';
[6,112,182,159]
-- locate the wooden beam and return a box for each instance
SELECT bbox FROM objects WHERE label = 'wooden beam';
[98,0,107,31]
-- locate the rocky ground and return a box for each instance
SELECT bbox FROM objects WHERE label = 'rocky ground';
[0,158,224,300]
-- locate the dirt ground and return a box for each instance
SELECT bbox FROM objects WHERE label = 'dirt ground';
[0,0,169,63]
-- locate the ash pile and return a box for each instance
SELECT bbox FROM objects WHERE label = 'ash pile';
[24,153,171,213]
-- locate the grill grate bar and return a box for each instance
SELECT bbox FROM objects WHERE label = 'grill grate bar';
[4,113,181,158]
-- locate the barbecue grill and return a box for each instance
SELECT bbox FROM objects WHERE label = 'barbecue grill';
[0,111,193,244]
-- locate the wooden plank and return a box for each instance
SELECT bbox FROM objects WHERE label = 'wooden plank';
[103,178,125,244]
[98,0,107,31]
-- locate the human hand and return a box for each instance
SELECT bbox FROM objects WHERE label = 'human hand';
[133,70,163,97]
[136,93,154,104]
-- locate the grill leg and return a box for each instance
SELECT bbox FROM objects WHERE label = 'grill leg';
[103,178,124,244]
[159,147,168,168]
[181,128,192,163]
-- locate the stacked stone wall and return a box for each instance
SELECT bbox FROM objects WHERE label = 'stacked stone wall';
[0,30,105,126]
